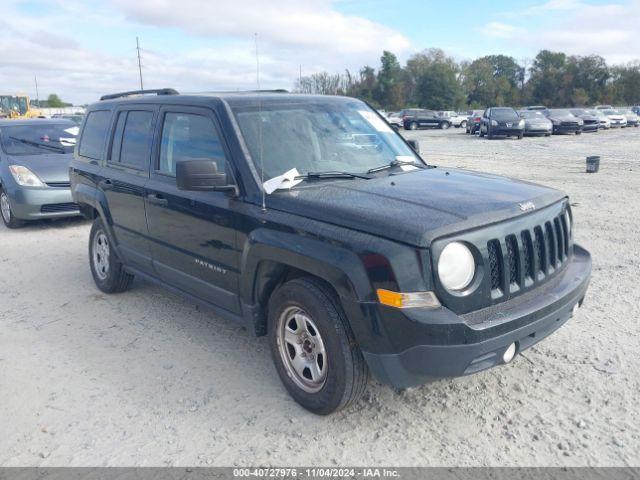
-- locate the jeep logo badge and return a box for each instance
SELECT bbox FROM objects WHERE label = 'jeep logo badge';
[518,201,535,212]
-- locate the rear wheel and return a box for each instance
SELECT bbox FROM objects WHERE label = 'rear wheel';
[440,121,451,130]
[268,277,368,415]
[518,132,524,139]
[408,121,418,131]
[576,130,582,135]
[0,188,24,229]
[479,128,485,138]
[460,120,467,129]
[89,218,134,293]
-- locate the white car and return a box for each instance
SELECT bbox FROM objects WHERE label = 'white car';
[385,112,404,130]
[438,111,468,128]
[589,109,611,129]
[602,109,627,128]
[619,108,639,127]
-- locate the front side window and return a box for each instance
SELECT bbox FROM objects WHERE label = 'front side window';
[79,110,111,159]
[231,99,421,181]
[158,113,226,176]
[118,111,154,169]
[1,122,78,156]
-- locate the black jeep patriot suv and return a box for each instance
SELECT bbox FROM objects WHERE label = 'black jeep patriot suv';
[70,89,591,414]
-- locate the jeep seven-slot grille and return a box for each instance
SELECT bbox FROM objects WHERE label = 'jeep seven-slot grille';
[486,212,569,297]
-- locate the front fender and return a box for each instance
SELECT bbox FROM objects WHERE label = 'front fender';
[240,228,372,305]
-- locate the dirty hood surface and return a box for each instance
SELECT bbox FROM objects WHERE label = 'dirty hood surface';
[267,167,566,247]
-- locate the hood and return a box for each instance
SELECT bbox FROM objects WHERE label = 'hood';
[577,114,598,121]
[525,117,551,124]
[6,153,73,184]
[606,113,625,120]
[266,168,565,247]
[547,113,577,121]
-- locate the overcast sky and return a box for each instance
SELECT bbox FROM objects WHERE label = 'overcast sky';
[1,0,639,105]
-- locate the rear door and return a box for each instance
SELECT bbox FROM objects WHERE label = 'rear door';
[100,105,157,273]
[419,110,439,128]
[145,105,241,314]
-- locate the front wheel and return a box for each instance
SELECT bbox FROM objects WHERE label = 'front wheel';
[89,218,134,293]
[460,120,467,129]
[268,277,368,415]
[0,188,24,229]
[576,130,582,135]
[518,132,524,139]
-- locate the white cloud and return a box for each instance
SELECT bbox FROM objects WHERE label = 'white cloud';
[481,21,524,39]
[0,0,411,105]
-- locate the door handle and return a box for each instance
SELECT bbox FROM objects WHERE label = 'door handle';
[147,193,168,206]
[99,179,114,190]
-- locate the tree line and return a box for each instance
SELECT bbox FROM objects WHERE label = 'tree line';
[295,49,640,111]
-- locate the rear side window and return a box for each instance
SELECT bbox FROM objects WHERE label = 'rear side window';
[158,113,226,176]
[112,111,154,170]
[79,110,111,159]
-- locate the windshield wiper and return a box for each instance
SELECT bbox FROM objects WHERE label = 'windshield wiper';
[366,159,427,174]
[9,136,66,153]
[297,171,372,181]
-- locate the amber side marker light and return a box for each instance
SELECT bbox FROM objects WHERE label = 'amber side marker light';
[376,289,441,309]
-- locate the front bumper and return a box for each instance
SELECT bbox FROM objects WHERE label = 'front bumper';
[524,125,552,135]
[553,124,581,134]
[490,127,523,136]
[360,244,591,388]
[6,185,79,220]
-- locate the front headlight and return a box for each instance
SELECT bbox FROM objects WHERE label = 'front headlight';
[518,119,525,127]
[438,242,476,291]
[9,165,45,187]
[578,119,584,125]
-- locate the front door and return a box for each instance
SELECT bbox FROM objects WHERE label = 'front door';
[144,106,241,314]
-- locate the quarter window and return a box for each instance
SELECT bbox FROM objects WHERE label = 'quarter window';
[158,113,226,176]
[79,110,111,159]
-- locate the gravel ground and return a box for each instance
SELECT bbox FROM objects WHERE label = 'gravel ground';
[1,126,639,467]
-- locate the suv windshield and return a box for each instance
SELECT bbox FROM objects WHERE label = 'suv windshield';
[231,99,422,181]
[492,108,518,120]
[519,111,545,119]
[0,123,77,155]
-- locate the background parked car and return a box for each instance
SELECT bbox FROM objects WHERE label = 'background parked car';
[569,109,600,132]
[601,108,627,128]
[618,108,639,127]
[545,109,583,134]
[385,111,404,130]
[632,106,640,115]
[465,110,484,134]
[518,110,552,136]
[479,107,524,139]
[402,109,452,130]
[437,111,468,128]
[526,105,549,112]
[0,119,79,228]
[594,105,613,110]
[588,109,611,129]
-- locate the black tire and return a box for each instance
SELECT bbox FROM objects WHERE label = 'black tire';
[460,120,467,129]
[440,121,451,130]
[479,128,485,138]
[268,277,368,415]
[576,130,582,135]
[89,217,134,293]
[0,188,25,229]
[518,132,524,139]
[408,121,418,131]
[545,133,551,137]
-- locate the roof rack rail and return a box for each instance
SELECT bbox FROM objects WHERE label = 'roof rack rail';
[100,88,179,101]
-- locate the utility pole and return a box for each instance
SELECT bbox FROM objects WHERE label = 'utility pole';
[136,37,144,90]
[34,76,40,108]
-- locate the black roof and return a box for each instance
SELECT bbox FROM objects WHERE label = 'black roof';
[91,91,358,110]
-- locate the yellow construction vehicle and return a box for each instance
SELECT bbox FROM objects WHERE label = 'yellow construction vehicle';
[0,94,41,119]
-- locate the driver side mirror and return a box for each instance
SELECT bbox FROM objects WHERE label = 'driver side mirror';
[407,139,420,153]
[176,158,237,195]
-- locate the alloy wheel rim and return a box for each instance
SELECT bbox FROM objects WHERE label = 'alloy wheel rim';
[92,231,110,280]
[0,193,11,223]
[277,306,328,393]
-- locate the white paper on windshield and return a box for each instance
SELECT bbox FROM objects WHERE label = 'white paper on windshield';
[60,138,77,146]
[263,168,303,194]
[64,126,80,136]
[358,110,393,133]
